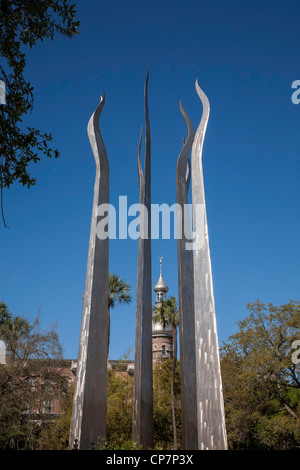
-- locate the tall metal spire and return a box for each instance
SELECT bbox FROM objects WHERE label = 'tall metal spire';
[176,81,227,450]
[191,80,227,450]
[69,95,109,450]
[132,69,153,449]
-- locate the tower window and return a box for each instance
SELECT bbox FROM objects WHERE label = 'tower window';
[162,345,166,356]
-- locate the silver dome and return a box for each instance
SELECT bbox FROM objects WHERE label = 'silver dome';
[154,274,169,293]
[152,319,173,336]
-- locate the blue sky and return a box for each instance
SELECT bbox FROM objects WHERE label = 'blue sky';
[1,0,299,360]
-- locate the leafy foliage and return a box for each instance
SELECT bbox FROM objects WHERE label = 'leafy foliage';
[108,273,132,310]
[153,359,181,450]
[0,0,79,225]
[107,273,132,356]
[153,296,179,449]
[106,369,134,447]
[220,300,300,449]
[36,383,74,450]
[0,301,65,449]
[1,298,299,450]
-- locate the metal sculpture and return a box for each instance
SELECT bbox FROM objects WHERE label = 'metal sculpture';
[69,95,109,450]
[176,81,227,450]
[68,76,226,451]
[191,81,227,450]
[176,102,198,449]
[132,69,153,449]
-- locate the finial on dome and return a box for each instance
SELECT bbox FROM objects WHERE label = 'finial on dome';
[159,256,163,275]
[154,257,168,294]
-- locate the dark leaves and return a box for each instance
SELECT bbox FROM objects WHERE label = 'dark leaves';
[0,0,79,225]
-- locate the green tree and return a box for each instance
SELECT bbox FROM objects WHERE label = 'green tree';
[36,383,74,450]
[105,368,134,448]
[107,273,132,357]
[98,348,136,450]
[0,301,65,449]
[152,359,181,450]
[153,296,179,449]
[0,0,79,226]
[0,300,12,324]
[220,300,300,449]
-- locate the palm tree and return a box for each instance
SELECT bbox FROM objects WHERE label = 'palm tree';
[153,296,179,450]
[0,301,31,360]
[0,301,12,325]
[107,273,132,357]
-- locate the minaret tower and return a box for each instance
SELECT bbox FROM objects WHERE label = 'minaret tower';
[152,257,173,362]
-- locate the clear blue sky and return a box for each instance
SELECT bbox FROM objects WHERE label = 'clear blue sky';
[1,0,299,360]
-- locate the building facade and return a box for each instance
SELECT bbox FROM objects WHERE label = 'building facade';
[152,258,173,362]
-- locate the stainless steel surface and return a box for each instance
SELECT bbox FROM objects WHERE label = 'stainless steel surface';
[191,81,227,450]
[176,100,198,450]
[69,95,109,450]
[132,70,153,449]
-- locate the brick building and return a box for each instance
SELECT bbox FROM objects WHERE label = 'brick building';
[152,258,173,362]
